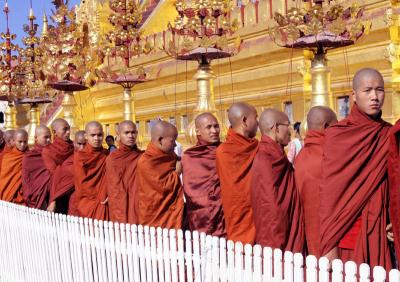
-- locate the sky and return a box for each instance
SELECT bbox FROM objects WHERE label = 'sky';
[0,0,80,47]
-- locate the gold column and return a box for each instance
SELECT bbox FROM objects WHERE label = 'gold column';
[4,103,17,130]
[122,87,135,121]
[185,61,222,144]
[387,3,400,123]
[62,91,77,132]
[310,52,333,109]
[27,104,40,145]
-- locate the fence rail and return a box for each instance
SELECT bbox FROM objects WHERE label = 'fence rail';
[0,201,399,282]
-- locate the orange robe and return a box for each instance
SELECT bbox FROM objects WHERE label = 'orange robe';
[0,147,26,204]
[135,142,184,229]
[105,143,142,224]
[0,145,12,174]
[74,144,109,220]
[294,130,325,256]
[216,128,258,244]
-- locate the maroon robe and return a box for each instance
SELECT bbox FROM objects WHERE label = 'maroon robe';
[319,105,392,271]
[22,144,52,209]
[182,140,226,237]
[251,135,304,252]
[389,120,400,262]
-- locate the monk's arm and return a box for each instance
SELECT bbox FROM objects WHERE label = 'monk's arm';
[106,163,127,222]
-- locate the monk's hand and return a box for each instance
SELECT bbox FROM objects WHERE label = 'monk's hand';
[47,201,56,213]
[176,161,182,176]
[386,223,394,242]
[325,247,338,262]
[101,198,108,205]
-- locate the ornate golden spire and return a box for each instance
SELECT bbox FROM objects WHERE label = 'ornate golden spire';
[41,12,48,39]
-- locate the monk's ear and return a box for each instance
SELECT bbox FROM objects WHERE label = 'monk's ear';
[195,127,200,136]
[242,116,247,126]
[158,136,163,144]
[351,89,357,104]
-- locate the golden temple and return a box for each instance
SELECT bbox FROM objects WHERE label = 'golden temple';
[5,0,400,148]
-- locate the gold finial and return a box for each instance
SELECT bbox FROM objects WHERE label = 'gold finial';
[41,12,48,38]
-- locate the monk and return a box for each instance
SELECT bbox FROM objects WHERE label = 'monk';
[294,106,337,256]
[251,109,304,252]
[106,120,143,224]
[216,102,258,244]
[0,130,4,153]
[42,118,74,212]
[389,119,400,261]
[0,129,28,204]
[319,68,392,270]
[22,125,52,209]
[74,121,109,220]
[135,121,184,229]
[0,130,15,173]
[182,112,226,237]
[47,130,86,214]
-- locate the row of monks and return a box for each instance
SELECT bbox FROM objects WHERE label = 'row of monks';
[0,68,399,271]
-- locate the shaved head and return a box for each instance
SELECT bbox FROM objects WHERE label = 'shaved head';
[151,121,178,153]
[4,130,15,148]
[195,112,220,144]
[352,68,385,118]
[85,121,104,149]
[259,108,291,146]
[307,106,338,131]
[74,130,86,151]
[14,129,28,152]
[51,118,71,141]
[117,120,138,147]
[228,102,258,138]
[35,125,51,146]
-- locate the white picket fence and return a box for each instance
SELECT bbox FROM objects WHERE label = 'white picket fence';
[0,201,399,282]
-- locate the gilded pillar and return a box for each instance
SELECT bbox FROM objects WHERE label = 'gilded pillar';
[386,4,400,123]
[62,91,77,132]
[4,103,17,130]
[122,87,135,122]
[310,51,333,109]
[27,104,40,145]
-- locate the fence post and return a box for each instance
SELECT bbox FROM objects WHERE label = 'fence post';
[150,227,159,282]
[192,231,201,282]
[157,227,165,282]
[344,261,357,282]
[119,223,129,282]
[319,257,330,282]
[144,226,153,282]
[163,228,171,282]
[138,225,147,282]
[169,229,178,282]
[114,222,124,282]
[212,236,220,281]
[373,266,386,282]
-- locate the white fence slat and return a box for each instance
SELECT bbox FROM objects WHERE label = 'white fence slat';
[185,231,194,282]
[235,242,244,282]
[205,235,213,282]
[144,226,154,282]
[284,251,294,282]
[170,229,179,282]
[200,232,207,281]
[138,225,147,282]
[219,238,228,282]
[89,218,100,282]
[115,222,124,282]
[211,236,220,282]
[293,253,304,282]
[131,224,141,282]
[193,231,201,282]
[389,269,400,282]
[244,244,253,282]
[263,247,273,282]
[150,227,159,282]
[253,245,262,282]
[306,256,318,282]
[373,266,386,282]
[318,257,330,282]
[273,248,283,282]
[359,263,370,282]
[227,240,235,282]
[345,261,357,282]
[332,259,344,282]
[163,228,172,282]
[157,227,165,282]
[177,229,185,282]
